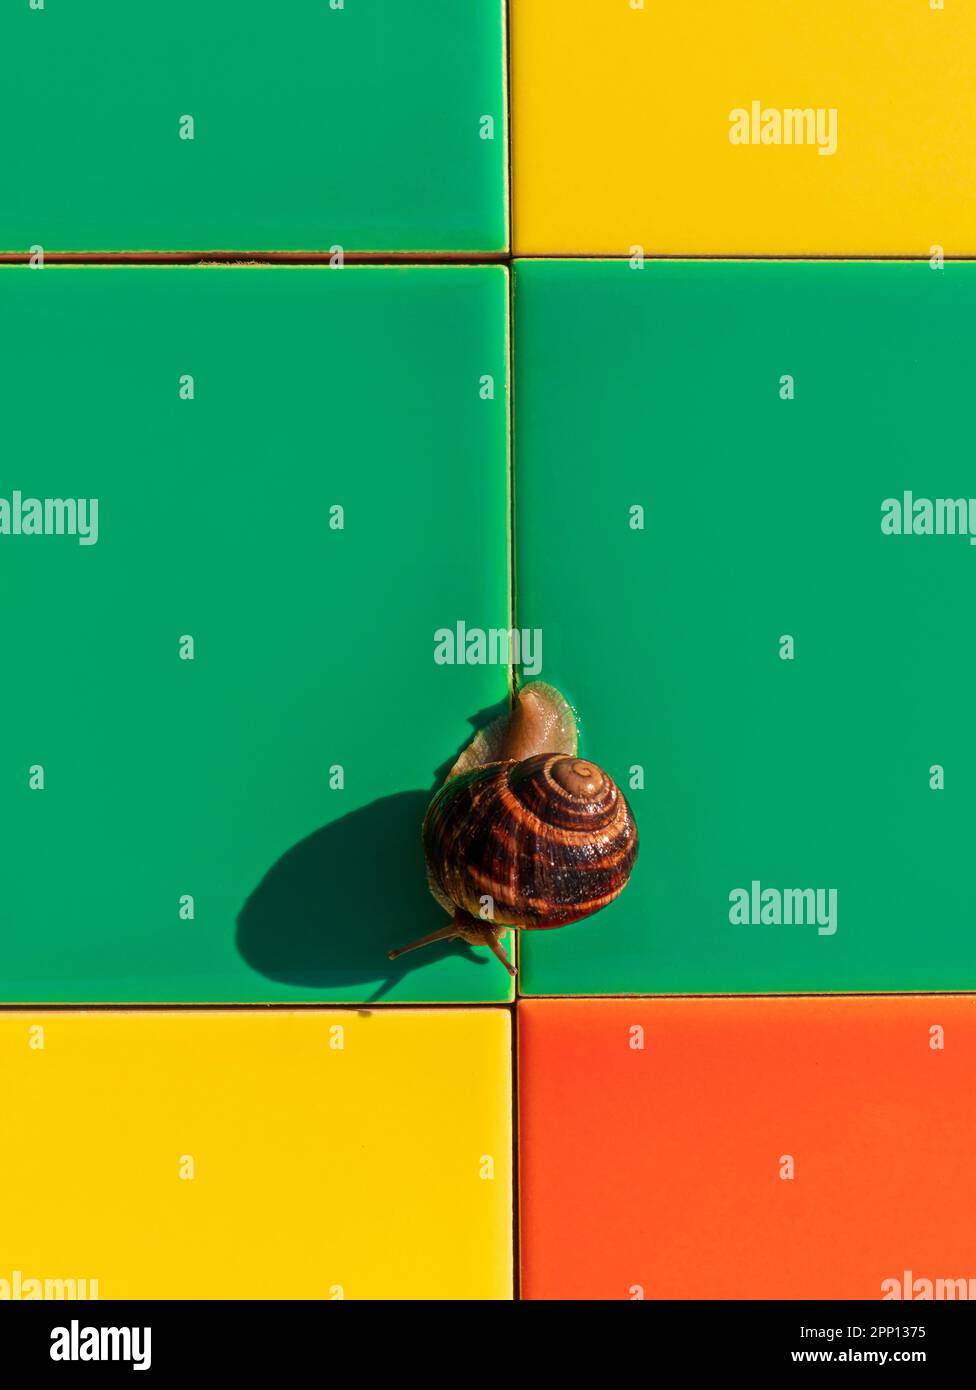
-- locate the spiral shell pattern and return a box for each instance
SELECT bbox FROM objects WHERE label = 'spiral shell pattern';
[422,753,638,929]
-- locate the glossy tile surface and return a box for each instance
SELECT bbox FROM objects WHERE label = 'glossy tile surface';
[0,1009,513,1299]
[0,1,507,253]
[0,266,512,1002]
[512,0,975,255]
[514,259,976,996]
[519,997,976,1300]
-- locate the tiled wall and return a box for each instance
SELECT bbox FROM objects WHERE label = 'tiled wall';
[1,1,972,1300]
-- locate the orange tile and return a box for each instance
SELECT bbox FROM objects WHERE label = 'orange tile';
[519,997,976,1300]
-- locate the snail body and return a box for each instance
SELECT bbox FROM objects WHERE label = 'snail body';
[388,683,638,976]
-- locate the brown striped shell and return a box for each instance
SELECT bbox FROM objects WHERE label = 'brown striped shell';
[422,752,638,930]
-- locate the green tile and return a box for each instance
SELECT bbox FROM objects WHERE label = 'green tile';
[0,265,511,1002]
[514,259,976,996]
[0,1,506,253]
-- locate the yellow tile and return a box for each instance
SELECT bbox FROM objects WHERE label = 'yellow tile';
[0,1010,512,1300]
[512,0,975,255]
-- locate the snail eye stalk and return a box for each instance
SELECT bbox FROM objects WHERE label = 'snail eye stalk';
[387,923,459,963]
[478,928,517,977]
[388,912,517,978]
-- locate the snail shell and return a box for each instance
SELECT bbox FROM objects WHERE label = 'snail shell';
[387,682,638,973]
[422,751,638,929]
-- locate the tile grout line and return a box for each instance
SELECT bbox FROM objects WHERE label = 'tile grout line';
[503,0,522,1303]
[4,254,972,266]
[0,1001,516,1012]
[0,251,511,265]
[544,990,966,1005]
[3,991,971,1013]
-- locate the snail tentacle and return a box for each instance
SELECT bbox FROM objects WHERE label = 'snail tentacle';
[481,928,517,977]
[387,922,459,963]
[387,909,517,977]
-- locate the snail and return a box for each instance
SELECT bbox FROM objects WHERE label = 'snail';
[388,682,638,976]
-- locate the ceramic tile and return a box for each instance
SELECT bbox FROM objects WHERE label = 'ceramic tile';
[512,0,975,255]
[0,1008,513,1299]
[519,997,976,1300]
[514,259,976,996]
[0,1,507,253]
[0,265,512,1003]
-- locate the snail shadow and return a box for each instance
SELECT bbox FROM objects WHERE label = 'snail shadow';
[235,700,508,1002]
